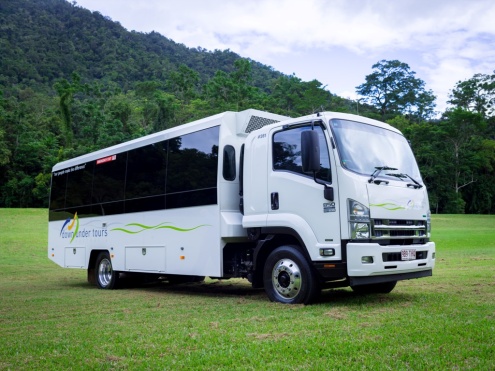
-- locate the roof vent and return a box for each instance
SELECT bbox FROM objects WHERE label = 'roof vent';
[245,115,279,133]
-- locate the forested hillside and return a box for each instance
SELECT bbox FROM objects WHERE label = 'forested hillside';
[0,0,494,213]
[0,0,285,89]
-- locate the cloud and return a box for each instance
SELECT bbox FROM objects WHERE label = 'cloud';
[76,0,495,112]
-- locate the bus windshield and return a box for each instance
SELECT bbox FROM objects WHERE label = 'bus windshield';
[330,119,422,182]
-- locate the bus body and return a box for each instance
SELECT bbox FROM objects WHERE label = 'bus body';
[48,109,435,304]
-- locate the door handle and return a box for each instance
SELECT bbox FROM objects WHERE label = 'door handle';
[271,192,279,210]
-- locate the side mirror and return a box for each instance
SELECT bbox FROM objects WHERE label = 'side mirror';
[301,130,320,172]
[301,129,334,202]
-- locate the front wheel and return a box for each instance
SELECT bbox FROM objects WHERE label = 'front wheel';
[263,245,320,304]
[95,251,120,289]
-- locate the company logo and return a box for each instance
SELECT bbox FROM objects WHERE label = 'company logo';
[59,212,108,244]
[60,212,79,243]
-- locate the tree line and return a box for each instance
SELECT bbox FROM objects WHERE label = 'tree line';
[1,58,494,213]
[0,0,494,213]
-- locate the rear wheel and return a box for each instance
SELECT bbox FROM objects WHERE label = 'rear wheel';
[351,281,397,294]
[263,245,320,304]
[95,251,120,289]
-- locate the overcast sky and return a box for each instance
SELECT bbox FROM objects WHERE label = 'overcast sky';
[74,0,495,114]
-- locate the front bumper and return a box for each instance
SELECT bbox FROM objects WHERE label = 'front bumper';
[346,241,436,278]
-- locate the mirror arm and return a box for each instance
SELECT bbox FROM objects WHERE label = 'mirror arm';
[313,172,334,201]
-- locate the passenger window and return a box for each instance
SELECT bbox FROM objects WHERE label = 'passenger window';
[49,171,67,211]
[166,126,219,208]
[92,153,127,204]
[126,142,167,200]
[166,126,219,194]
[65,162,94,208]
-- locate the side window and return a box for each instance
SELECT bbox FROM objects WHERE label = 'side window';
[49,171,67,211]
[273,126,331,182]
[92,153,127,215]
[125,142,167,213]
[126,142,167,200]
[65,162,94,209]
[166,126,219,208]
[223,145,236,181]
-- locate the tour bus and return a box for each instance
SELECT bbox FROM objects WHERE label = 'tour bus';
[48,109,435,304]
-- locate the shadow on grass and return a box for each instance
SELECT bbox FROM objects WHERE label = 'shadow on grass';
[136,278,419,306]
[63,275,420,306]
[144,279,267,301]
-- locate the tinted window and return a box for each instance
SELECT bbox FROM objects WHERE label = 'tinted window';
[49,126,220,221]
[273,126,331,182]
[166,126,219,194]
[126,142,167,200]
[49,170,67,210]
[223,145,236,181]
[65,162,94,208]
[92,153,127,204]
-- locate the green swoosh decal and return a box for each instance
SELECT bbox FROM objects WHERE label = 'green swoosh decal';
[370,203,405,211]
[155,225,207,232]
[110,227,143,234]
[111,222,210,234]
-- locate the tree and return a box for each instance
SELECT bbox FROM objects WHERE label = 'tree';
[271,75,334,116]
[0,128,10,166]
[203,59,265,112]
[168,64,200,104]
[449,72,495,118]
[436,109,486,213]
[0,92,12,166]
[53,72,85,146]
[356,60,436,121]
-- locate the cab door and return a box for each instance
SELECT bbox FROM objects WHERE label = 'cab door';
[267,123,341,261]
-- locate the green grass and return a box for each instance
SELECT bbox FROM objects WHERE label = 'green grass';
[1,209,494,370]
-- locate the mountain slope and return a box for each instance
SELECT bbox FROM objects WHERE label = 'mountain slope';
[0,0,281,91]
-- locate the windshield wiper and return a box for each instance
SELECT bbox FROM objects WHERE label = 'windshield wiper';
[368,166,397,184]
[386,172,423,189]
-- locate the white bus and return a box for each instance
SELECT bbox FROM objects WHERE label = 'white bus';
[48,109,435,304]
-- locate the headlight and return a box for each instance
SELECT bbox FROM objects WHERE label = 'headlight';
[348,199,370,222]
[348,199,370,239]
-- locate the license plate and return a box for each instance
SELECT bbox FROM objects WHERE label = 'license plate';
[401,249,416,261]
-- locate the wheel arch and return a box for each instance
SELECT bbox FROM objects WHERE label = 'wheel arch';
[250,227,313,288]
[254,227,311,267]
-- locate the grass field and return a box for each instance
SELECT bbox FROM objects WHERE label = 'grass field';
[0,209,494,370]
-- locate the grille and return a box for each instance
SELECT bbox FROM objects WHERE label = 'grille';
[245,116,279,133]
[372,219,426,239]
[383,251,428,262]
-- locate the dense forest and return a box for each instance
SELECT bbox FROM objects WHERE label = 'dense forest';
[1,0,494,213]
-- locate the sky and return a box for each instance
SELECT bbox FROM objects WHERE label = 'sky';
[74,0,495,114]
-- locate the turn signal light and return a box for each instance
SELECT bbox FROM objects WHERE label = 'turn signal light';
[319,248,335,257]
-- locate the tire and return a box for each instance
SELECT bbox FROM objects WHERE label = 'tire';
[351,281,397,295]
[263,245,320,304]
[95,251,120,289]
